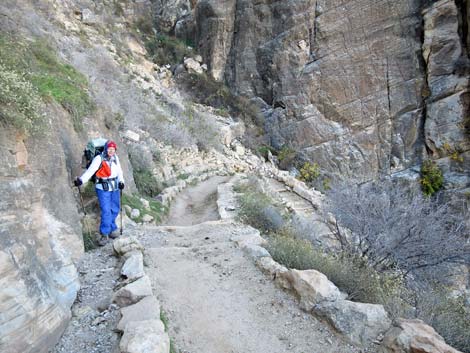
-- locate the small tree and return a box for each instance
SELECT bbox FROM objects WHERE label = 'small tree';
[325,182,470,276]
[420,160,444,196]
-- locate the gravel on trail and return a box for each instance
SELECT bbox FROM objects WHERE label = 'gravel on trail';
[50,240,122,353]
[52,176,362,353]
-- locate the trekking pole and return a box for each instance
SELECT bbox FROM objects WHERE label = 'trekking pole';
[120,188,123,236]
[77,185,87,216]
[77,184,93,243]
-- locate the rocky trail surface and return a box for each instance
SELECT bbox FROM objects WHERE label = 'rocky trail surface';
[52,175,359,353]
[138,176,359,353]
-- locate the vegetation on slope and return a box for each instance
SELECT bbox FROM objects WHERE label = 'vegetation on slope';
[236,177,470,352]
[0,34,94,132]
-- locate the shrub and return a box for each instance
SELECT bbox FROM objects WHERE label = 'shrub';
[413,285,470,352]
[133,169,164,198]
[146,34,193,66]
[0,62,44,134]
[0,35,93,132]
[236,178,286,233]
[266,227,407,313]
[182,104,222,151]
[420,160,444,196]
[298,162,320,183]
[29,41,94,131]
[326,181,470,274]
[122,193,167,223]
[257,145,276,160]
[135,16,154,36]
[277,145,296,170]
[238,191,285,233]
[177,72,261,123]
[82,229,97,252]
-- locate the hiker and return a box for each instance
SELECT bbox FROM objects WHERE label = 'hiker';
[74,140,125,246]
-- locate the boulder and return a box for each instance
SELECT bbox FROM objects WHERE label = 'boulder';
[80,8,99,25]
[184,57,203,74]
[117,296,161,332]
[241,244,270,259]
[289,269,342,311]
[113,237,144,257]
[230,231,266,248]
[130,209,140,220]
[112,275,153,307]
[121,251,145,281]
[141,214,154,223]
[256,257,292,290]
[380,319,462,353]
[120,319,170,353]
[123,130,140,142]
[314,300,392,346]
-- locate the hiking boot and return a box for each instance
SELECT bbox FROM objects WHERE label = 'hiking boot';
[109,230,120,239]
[98,235,109,246]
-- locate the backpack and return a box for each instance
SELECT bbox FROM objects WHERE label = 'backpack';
[81,138,108,182]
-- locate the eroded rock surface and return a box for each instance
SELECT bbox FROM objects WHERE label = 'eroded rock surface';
[158,0,470,185]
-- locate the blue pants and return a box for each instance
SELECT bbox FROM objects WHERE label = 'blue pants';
[96,188,120,235]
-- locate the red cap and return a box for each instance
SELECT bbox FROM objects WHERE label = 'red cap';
[107,140,117,149]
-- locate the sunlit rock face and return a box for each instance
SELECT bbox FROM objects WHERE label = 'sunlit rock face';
[161,0,470,183]
[0,125,83,353]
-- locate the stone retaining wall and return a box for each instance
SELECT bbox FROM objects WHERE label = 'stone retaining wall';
[112,237,170,353]
[217,178,463,353]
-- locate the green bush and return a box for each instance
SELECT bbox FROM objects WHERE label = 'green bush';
[146,33,194,66]
[257,145,276,160]
[133,169,164,198]
[0,62,44,134]
[135,16,154,36]
[236,178,286,233]
[413,285,470,353]
[0,35,94,132]
[122,193,167,224]
[298,162,320,183]
[82,229,97,252]
[178,72,261,123]
[266,228,408,314]
[277,145,296,170]
[420,160,444,196]
[238,191,285,233]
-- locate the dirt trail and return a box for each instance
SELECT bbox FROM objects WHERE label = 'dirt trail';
[164,176,229,226]
[140,176,358,353]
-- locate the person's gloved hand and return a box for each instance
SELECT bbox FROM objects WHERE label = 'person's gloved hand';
[74,177,82,187]
[118,182,125,190]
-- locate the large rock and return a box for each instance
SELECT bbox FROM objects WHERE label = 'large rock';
[154,0,192,33]
[121,251,145,281]
[256,257,292,290]
[184,57,204,74]
[113,275,153,307]
[380,319,463,353]
[289,269,342,311]
[0,125,83,353]
[230,230,267,247]
[117,296,161,332]
[120,319,170,353]
[114,237,144,257]
[314,300,392,346]
[423,0,470,157]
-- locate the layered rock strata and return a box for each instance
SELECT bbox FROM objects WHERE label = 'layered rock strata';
[0,126,83,353]
[159,0,470,185]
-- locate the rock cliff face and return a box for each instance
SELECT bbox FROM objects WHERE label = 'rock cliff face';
[0,113,83,353]
[0,1,147,351]
[161,0,470,184]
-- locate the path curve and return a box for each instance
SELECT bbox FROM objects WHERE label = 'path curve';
[139,176,358,353]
